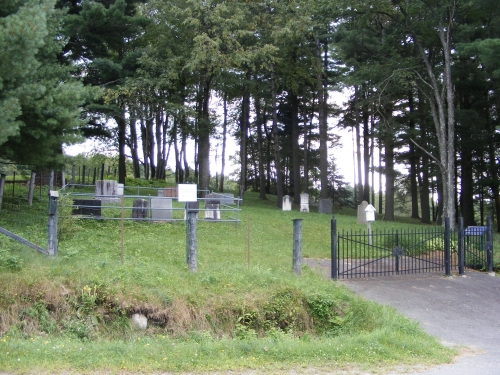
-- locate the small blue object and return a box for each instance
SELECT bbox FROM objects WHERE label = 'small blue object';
[464,226,488,236]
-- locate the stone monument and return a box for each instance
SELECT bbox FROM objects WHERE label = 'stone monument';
[318,198,332,214]
[282,195,292,211]
[151,198,173,221]
[300,193,309,212]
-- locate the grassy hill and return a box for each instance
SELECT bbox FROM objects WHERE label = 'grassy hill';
[0,189,458,373]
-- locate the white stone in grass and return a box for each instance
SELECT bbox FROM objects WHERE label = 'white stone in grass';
[131,313,148,330]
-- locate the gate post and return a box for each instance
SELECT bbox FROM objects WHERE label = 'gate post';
[486,216,494,274]
[458,217,465,276]
[292,219,303,275]
[186,210,197,273]
[331,215,337,280]
[444,217,451,276]
[47,190,59,257]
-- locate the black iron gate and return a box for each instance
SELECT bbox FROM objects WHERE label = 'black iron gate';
[331,217,494,279]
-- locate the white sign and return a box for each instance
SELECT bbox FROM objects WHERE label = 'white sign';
[177,184,197,202]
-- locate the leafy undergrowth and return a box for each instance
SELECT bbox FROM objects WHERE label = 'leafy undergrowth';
[0,190,457,373]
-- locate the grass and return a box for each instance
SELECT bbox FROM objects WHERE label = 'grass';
[0,186,483,373]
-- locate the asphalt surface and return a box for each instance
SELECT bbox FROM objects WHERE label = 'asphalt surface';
[342,271,500,375]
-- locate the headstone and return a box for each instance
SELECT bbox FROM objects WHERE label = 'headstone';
[132,199,148,221]
[318,198,332,214]
[282,195,292,211]
[184,201,199,220]
[151,198,172,221]
[357,200,369,224]
[300,193,309,212]
[95,180,120,204]
[160,187,178,197]
[204,195,220,220]
[95,180,118,196]
[211,193,235,205]
[72,199,102,217]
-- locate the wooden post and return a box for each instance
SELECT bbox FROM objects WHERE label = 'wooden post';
[186,210,197,272]
[292,219,303,275]
[28,171,36,206]
[47,190,59,256]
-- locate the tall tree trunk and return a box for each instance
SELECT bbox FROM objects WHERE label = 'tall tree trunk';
[382,103,395,221]
[271,65,284,208]
[198,78,211,196]
[129,107,141,178]
[239,86,250,200]
[256,96,267,200]
[408,91,420,219]
[487,105,500,231]
[354,87,363,203]
[378,138,383,215]
[219,95,227,192]
[290,92,301,205]
[362,101,370,202]
[116,110,127,184]
[173,117,181,183]
[370,112,375,204]
[418,91,431,224]
[317,34,329,201]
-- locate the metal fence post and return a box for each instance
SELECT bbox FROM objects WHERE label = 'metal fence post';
[486,216,494,274]
[47,190,59,256]
[458,217,465,276]
[186,210,197,273]
[444,217,451,276]
[331,215,337,280]
[292,219,303,275]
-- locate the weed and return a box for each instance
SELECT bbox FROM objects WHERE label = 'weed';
[0,248,22,271]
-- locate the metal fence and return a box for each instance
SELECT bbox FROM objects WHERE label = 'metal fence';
[59,183,241,224]
[331,216,494,279]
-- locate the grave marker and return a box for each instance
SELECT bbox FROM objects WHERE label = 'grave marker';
[282,195,292,211]
[300,193,309,212]
[151,198,172,221]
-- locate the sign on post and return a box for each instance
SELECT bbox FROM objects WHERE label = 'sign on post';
[178,184,198,202]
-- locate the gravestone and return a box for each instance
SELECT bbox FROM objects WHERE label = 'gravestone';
[318,198,332,214]
[184,201,199,220]
[159,187,178,197]
[151,198,172,221]
[132,199,148,221]
[282,195,292,211]
[357,200,369,224]
[211,193,235,205]
[204,194,220,220]
[95,180,120,204]
[300,193,309,212]
[72,199,101,217]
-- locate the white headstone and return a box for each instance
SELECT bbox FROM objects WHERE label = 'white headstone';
[204,195,220,220]
[95,180,120,204]
[151,198,172,221]
[282,195,292,211]
[357,201,369,224]
[300,193,309,212]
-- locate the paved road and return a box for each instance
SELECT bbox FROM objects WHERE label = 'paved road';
[342,271,500,375]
